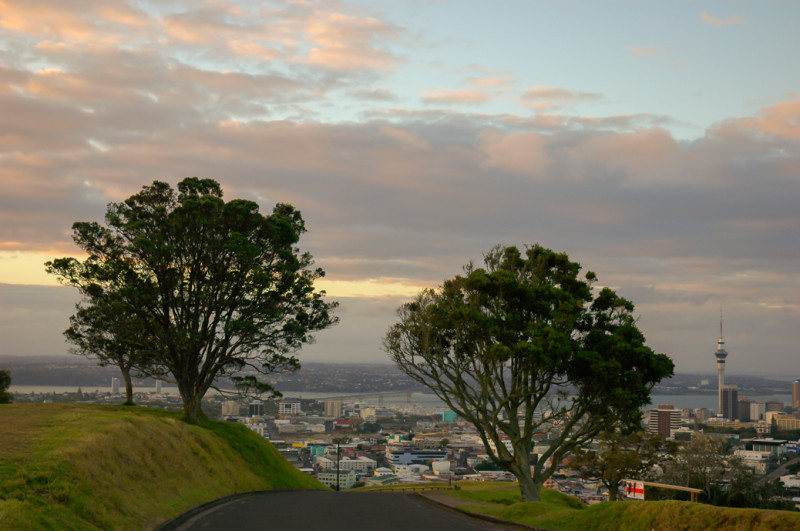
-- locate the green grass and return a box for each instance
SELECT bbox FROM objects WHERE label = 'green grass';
[0,403,324,530]
[445,485,800,531]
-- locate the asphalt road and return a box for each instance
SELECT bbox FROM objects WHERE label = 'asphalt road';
[164,490,520,531]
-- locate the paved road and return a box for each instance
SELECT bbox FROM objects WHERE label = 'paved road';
[165,490,520,531]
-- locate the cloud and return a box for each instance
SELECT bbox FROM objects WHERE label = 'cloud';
[0,0,151,44]
[700,11,745,27]
[711,98,800,141]
[516,86,601,110]
[627,46,660,58]
[421,89,491,105]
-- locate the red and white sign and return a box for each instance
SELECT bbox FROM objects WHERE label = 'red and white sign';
[624,481,645,500]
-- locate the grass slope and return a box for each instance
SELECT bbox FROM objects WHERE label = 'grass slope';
[446,484,800,531]
[0,403,324,530]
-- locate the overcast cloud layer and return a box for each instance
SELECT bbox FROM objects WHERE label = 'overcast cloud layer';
[1,1,798,377]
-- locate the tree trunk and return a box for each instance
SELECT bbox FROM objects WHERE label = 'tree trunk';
[517,473,542,502]
[120,366,135,405]
[178,380,206,424]
[511,448,542,502]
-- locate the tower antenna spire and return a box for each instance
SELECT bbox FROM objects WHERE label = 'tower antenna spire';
[720,303,723,339]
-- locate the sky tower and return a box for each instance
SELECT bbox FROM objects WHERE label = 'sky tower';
[714,310,728,416]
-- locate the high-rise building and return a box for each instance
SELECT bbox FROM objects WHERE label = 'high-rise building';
[737,397,751,422]
[111,377,120,395]
[793,379,800,410]
[155,379,162,394]
[714,311,728,416]
[324,399,343,418]
[765,400,784,413]
[248,400,264,417]
[647,404,681,439]
[721,386,738,420]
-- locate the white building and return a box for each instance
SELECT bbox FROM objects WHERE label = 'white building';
[279,398,301,416]
[317,469,357,489]
[393,464,429,477]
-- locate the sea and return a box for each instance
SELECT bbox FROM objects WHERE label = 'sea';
[8,386,792,415]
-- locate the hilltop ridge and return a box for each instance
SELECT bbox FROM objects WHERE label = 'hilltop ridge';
[0,403,323,529]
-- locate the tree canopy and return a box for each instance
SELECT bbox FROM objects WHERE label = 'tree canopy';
[47,178,337,422]
[384,244,674,501]
[0,369,12,404]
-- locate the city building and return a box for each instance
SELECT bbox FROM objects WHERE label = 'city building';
[714,313,728,416]
[360,406,377,423]
[248,400,264,417]
[388,448,448,466]
[323,399,342,418]
[737,397,751,422]
[279,398,301,416]
[647,404,681,439]
[317,469,357,490]
[775,416,800,431]
[721,386,738,421]
[222,400,240,417]
[750,402,765,422]
[442,410,458,423]
[793,379,800,410]
[155,379,162,394]
[765,400,784,413]
[111,377,120,395]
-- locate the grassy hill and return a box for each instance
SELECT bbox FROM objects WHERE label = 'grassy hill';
[444,482,800,531]
[0,403,324,530]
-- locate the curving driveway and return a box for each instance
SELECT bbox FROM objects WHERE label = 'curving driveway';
[160,490,521,531]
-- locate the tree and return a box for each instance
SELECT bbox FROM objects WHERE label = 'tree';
[64,299,152,405]
[657,435,795,509]
[384,245,674,501]
[0,369,12,404]
[569,429,671,500]
[47,178,337,423]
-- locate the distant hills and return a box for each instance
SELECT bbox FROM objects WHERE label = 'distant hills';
[0,355,791,395]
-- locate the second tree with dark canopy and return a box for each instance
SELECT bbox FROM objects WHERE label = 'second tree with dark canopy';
[384,245,673,501]
[47,178,337,422]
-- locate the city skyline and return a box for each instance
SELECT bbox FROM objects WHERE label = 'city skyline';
[1,1,799,375]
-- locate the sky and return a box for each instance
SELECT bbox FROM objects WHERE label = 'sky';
[1,0,799,377]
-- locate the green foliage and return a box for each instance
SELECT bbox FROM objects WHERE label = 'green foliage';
[569,430,670,500]
[46,178,337,423]
[445,485,800,531]
[0,403,323,530]
[0,369,12,404]
[385,244,674,501]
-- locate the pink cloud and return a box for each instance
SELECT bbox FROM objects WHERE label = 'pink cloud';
[627,46,660,58]
[712,99,800,141]
[700,11,745,26]
[0,0,150,44]
[516,86,600,110]
[422,89,491,105]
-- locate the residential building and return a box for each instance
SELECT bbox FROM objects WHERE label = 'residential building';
[647,404,681,439]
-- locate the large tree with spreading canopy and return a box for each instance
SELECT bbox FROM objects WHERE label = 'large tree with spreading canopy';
[47,178,337,422]
[384,244,673,501]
